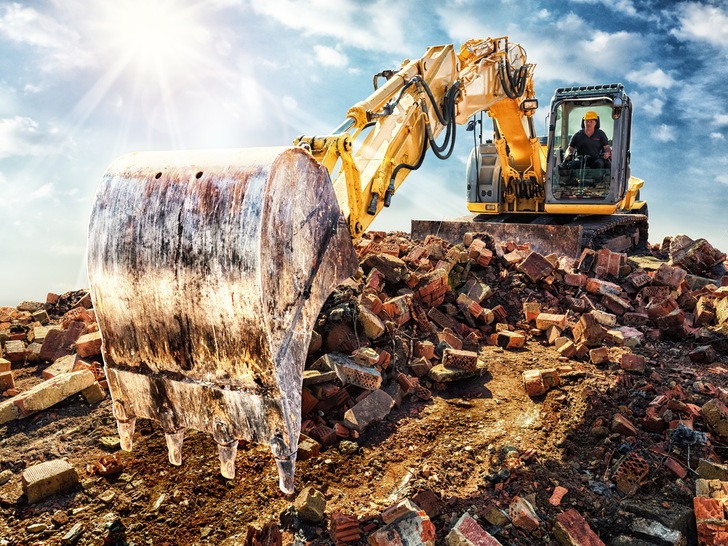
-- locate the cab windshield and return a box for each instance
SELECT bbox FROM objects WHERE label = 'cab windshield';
[551,104,613,201]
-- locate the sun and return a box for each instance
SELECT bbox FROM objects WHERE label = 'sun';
[93,0,208,81]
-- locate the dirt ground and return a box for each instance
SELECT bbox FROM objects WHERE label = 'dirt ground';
[1,235,727,545]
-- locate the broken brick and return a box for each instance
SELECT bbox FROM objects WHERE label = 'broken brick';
[554,509,606,546]
[620,353,645,373]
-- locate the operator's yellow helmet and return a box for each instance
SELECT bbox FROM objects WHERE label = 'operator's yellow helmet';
[583,111,599,121]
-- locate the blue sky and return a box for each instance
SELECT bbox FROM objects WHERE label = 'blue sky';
[0,0,727,306]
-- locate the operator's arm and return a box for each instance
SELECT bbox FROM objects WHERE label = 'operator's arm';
[599,130,611,159]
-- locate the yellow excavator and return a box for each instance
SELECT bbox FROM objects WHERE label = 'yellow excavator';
[87,37,647,493]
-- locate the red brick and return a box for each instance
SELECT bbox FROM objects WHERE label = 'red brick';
[589,347,609,365]
[509,496,540,531]
[329,511,360,544]
[496,330,526,349]
[572,313,603,347]
[517,251,555,283]
[414,341,435,360]
[3,340,25,363]
[586,278,621,296]
[75,331,102,358]
[554,509,606,546]
[523,301,541,322]
[620,353,645,373]
[694,496,725,521]
[611,413,638,437]
[564,273,588,287]
[652,263,687,288]
[549,486,568,506]
[446,513,502,545]
[536,313,567,331]
[0,370,15,391]
[442,348,478,371]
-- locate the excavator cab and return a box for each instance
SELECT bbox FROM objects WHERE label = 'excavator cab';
[545,84,633,212]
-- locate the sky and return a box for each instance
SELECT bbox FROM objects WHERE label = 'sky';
[0,0,727,306]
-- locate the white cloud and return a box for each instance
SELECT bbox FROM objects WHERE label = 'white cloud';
[249,0,410,53]
[713,114,728,127]
[652,123,676,142]
[630,91,665,117]
[313,45,348,68]
[626,63,675,89]
[711,132,725,140]
[570,0,638,17]
[28,182,54,201]
[0,4,94,72]
[0,116,71,159]
[717,174,728,186]
[579,30,642,71]
[672,2,728,50]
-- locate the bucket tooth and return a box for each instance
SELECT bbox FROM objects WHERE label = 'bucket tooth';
[87,146,359,493]
[275,454,297,495]
[112,400,136,451]
[164,429,185,466]
[217,440,239,479]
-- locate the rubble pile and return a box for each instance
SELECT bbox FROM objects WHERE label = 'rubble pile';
[0,231,727,544]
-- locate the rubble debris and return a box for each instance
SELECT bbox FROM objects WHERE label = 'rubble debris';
[2,231,728,544]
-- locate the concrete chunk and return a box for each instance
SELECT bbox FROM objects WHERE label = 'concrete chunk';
[22,459,79,503]
[343,389,394,432]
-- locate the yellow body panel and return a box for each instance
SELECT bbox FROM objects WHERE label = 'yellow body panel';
[544,203,618,215]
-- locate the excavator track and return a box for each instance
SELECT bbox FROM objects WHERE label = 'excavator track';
[411,212,648,258]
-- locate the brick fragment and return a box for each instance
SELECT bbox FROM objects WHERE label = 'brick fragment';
[517,251,555,282]
[4,340,25,363]
[367,510,436,546]
[589,347,609,365]
[509,496,539,532]
[572,313,603,347]
[522,301,541,322]
[549,486,568,506]
[297,434,321,461]
[652,263,687,288]
[446,513,503,545]
[22,459,79,504]
[701,399,728,442]
[334,358,382,390]
[359,307,385,339]
[620,353,645,373]
[13,370,96,418]
[536,313,567,331]
[75,331,102,358]
[554,509,606,546]
[611,413,638,437]
[330,511,360,545]
[689,345,717,363]
[496,330,526,349]
[0,370,14,391]
[409,357,433,377]
[0,358,10,372]
[442,348,478,371]
[586,278,621,296]
[382,499,420,524]
[523,368,559,397]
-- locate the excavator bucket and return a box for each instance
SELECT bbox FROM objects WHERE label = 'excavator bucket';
[87,146,358,494]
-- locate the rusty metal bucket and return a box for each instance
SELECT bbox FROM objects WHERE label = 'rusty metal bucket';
[87,146,358,493]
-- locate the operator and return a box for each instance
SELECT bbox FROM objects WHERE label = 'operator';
[563,111,611,169]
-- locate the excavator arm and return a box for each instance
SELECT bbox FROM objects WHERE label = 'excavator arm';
[296,37,540,238]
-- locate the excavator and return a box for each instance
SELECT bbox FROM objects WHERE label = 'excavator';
[87,37,647,494]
